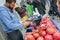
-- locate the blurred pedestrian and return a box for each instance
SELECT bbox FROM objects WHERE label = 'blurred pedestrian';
[31,0,46,16]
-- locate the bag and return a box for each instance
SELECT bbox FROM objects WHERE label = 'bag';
[26,5,34,15]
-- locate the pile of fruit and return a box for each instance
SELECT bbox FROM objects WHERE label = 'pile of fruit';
[24,17,60,40]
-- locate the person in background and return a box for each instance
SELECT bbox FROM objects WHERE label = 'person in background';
[49,0,60,18]
[57,0,60,18]
[40,0,46,11]
[20,0,26,8]
[0,0,30,40]
[31,0,46,16]
[58,0,60,12]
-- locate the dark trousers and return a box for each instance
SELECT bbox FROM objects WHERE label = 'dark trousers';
[6,30,23,40]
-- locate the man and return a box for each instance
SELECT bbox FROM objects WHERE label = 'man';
[0,0,30,40]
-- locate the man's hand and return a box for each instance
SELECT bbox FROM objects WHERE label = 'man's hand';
[23,21,31,27]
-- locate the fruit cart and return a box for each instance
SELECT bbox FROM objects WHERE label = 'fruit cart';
[24,16,60,40]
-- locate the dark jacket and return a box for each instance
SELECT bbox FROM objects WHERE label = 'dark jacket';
[51,0,58,13]
[31,0,46,15]
[49,0,58,15]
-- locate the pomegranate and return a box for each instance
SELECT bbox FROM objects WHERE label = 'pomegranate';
[24,37,27,40]
[53,32,60,40]
[45,34,53,40]
[26,34,35,40]
[37,36,44,40]
[39,31,46,37]
[39,24,47,31]
[33,32,40,39]
[46,28,55,34]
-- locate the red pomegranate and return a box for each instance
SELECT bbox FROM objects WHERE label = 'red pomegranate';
[33,32,40,39]
[53,32,60,40]
[37,36,44,40]
[25,34,35,40]
[39,31,46,37]
[46,28,56,34]
[44,34,53,40]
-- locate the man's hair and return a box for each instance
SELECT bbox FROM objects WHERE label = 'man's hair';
[6,0,16,3]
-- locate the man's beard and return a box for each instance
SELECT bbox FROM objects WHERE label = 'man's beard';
[8,6,13,13]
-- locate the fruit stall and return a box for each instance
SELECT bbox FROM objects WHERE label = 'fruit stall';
[24,16,60,40]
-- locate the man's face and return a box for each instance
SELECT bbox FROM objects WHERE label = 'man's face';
[9,1,15,9]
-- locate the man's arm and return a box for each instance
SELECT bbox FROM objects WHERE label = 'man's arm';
[0,10,24,30]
